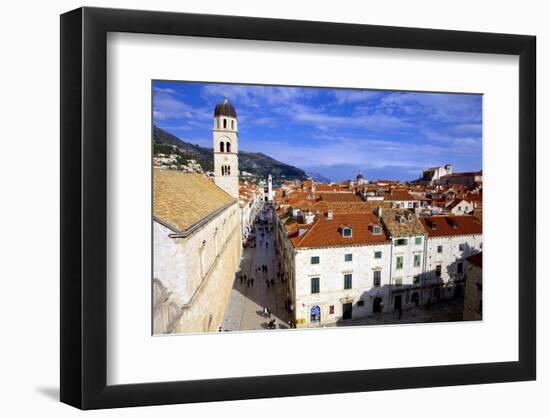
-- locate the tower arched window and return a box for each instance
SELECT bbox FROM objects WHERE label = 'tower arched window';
[226,142,231,153]
[223,118,227,129]
[216,119,220,129]
[220,142,225,152]
[231,120,234,130]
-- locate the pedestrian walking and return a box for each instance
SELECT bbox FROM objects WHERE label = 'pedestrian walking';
[251,278,254,287]
[247,279,250,288]
[270,278,275,287]
[265,279,269,288]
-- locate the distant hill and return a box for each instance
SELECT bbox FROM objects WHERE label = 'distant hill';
[307,172,332,183]
[153,126,308,181]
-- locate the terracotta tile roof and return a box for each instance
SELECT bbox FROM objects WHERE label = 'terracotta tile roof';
[445,198,470,210]
[291,212,390,248]
[318,192,363,202]
[153,170,234,233]
[464,194,483,204]
[315,184,338,191]
[382,190,417,201]
[380,209,426,237]
[467,252,482,268]
[420,215,482,237]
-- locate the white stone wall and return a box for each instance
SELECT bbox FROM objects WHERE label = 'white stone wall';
[390,235,426,286]
[293,243,392,326]
[153,203,242,334]
[449,200,474,215]
[424,234,482,300]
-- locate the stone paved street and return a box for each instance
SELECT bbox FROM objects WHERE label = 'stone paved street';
[329,297,465,327]
[222,207,291,331]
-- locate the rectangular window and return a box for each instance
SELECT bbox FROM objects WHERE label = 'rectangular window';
[311,277,320,294]
[414,254,421,267]
[311,256,320,264]
[459,243,466,251]
[329,305,334,314]
[437,245,443,253]
[344,274,352,290]
[396,256,404,269]
[415,237,422,245]
[413,275,421,284]
[344,253,353,262]
[374,251,382,259]
[342,228,352,237]
[457,262,463,274]
[394,278,403,286]
[373,271,381,286]
[435,265,442,277]
[395,238,408,246]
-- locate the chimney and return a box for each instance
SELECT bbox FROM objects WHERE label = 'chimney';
[326,210,333,220]
[304,210,315,225]
[375,206,383,219]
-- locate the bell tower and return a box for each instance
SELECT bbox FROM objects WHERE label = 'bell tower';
[213,98,239,199]
[267,174,273,202]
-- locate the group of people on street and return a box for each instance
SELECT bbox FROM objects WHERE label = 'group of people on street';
[238,274,254,287]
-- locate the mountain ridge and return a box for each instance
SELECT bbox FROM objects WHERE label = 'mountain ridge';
[153,126,308,182]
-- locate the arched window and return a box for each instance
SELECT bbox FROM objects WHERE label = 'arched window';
[216,119,220,129]
[223,118,227,129]
[220,142,225,152]
[226,142,231,153]
[228,166,231,175]
[310,305,321,323]
[231,120,234,130]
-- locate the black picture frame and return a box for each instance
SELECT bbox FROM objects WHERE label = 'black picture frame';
[60,6,536,410]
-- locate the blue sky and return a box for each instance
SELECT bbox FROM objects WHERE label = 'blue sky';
[153,81,482,182]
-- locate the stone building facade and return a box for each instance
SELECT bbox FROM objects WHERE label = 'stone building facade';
[153,172,241,333]
[463,252,483,321]
[420,215,483,303]
[273,189,483,327]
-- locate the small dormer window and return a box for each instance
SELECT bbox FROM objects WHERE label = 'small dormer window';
[342,227,352,237]
[372,225,382,235]
[399,216,407,224]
